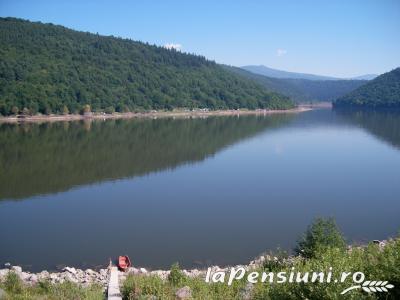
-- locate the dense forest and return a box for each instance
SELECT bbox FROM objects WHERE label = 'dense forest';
[334,68,400,108]
[225,66,367,103]
[0,18,294,116]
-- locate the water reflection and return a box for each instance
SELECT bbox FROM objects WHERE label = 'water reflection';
[0,115,293,200]
[334,109,400,149]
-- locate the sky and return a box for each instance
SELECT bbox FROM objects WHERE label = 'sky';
[1,0,399,78]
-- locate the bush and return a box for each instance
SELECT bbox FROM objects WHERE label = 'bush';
[253,239,400,299]
[0,274,103,300]
[105,106,115,114]
[4,271,23,294]
[62,105,69,115]
[295,217,346,258]
[168,262,186,286]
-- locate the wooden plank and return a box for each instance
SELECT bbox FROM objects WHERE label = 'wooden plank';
[107,266,122,300]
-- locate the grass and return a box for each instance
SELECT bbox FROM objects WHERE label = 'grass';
[121,272,247,299]
[120,239,399,300]
[0,271,104,300]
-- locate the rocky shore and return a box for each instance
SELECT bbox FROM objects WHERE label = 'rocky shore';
[0,254,276,288]
[0,239,388,288]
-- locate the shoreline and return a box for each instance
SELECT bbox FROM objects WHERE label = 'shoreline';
[0,107,311,124]
[0,254,285,288]
[0,239,388,288]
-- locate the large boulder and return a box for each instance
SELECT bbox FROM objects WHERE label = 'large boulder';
[175,286,192,299]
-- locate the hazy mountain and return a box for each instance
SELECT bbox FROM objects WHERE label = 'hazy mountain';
[351,74,378,80]
[242,65,377,81]
[225,66,367,103]
[334,68,400,108]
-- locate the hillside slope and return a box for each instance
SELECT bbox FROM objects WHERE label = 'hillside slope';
[0,18,293,116]
[226,66,367,103]
[334,68,400,108]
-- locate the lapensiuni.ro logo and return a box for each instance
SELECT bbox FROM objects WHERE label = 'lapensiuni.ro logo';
[205,267,395,295]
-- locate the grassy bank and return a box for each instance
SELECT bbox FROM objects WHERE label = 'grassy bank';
[0,272,103,299]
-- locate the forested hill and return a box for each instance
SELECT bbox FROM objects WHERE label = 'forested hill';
[0,18,293,116]
[334,68,400,108]
[225,65,367,103]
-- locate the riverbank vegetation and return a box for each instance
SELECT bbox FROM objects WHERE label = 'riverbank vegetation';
[1,218,398,299]
[0,17,294,116]
[0,271,103,299]
[121,218,399,299]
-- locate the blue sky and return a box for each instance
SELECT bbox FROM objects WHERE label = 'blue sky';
[1,0,399,77]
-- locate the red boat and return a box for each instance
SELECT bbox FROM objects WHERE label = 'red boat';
[118,255,132,271]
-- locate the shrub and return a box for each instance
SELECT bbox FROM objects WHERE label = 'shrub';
[62,105,69,115]
[295,217,346,258]
[168,262,186,286]
[4,271,23,294]
[105,106,115,114]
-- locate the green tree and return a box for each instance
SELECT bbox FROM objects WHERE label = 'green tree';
[295,217,346,258]
[62,105,69,115]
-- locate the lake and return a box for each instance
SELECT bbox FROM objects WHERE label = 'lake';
[0,108,399,272]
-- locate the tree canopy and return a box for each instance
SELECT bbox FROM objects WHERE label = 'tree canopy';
[334,67,400,108]
[0,18,294,116]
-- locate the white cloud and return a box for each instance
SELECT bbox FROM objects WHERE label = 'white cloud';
[164,43,182,51]
[276,49,287,57]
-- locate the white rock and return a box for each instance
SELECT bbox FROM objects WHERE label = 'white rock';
[64,272,78,283]
[63,267,77,274]
[29,274,38,283]
[0,269,9,279]
[140,267,147,273]
[175,286,192,299]
[85,269,96,275]
[11,266,22,273]
[18,272,31,281]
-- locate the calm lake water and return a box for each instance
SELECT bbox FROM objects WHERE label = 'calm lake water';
[1,109,400,272]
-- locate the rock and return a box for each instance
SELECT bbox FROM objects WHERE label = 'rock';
[0,269,9,279]
[28,274,38,283]
[85,268,96,275]
[175,286,192,299]
[37,271,50,280]
[139,267,147,273]
[128,267,140,275]
[11,266,22,273]
[3,263,11,269]
[63,267,77,274]
[50,273,59,282]
[18,272,31,281]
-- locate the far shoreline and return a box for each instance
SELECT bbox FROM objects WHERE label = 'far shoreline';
[0,107,312,124]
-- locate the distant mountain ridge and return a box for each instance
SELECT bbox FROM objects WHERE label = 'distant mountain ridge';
[225,66,368,103]
[334,68,400,108]
[242,65,378,81]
